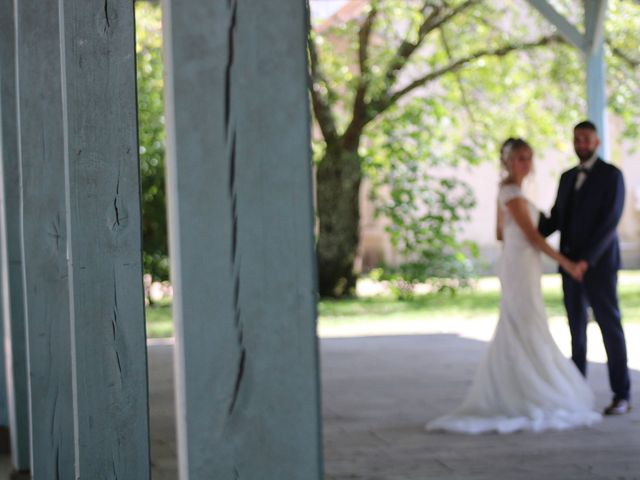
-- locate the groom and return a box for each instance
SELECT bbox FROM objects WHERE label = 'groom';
[539,120,631,415]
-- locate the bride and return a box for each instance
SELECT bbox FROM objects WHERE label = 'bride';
[427,138,601,434]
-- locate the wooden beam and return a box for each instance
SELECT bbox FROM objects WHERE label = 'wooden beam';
[0,58,9,436]
[0,0,31,472]
[14,1,75,477]
[584,0,609,158]
[58,0,150,476]
[526,0,586,51]
[0,315,7,430]
[584,0,608,55]
[162,0,323,477]
[587,44,609,158]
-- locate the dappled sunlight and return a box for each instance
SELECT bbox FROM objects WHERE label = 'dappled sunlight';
[321,334,640,479]
[318,310,640,369]
[320,271,640,348]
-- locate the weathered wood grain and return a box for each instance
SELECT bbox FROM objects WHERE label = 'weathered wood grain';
[58,0,150,477]
[14,1,75,477]
[0,0,31,471]
[0,66,8,433]
[163,0,323,478]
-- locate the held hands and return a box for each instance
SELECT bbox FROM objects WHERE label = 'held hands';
[565,260,589,282]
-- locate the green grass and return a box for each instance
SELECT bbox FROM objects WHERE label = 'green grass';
[145,271,640,338]
[145,299,174,339]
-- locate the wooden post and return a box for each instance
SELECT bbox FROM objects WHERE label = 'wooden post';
[584,0,609,158]
[0,0,31,472]
[525,0,610,158]
[58,0,150,477]
[526,0,585,50]
[14,1,75,477]
[0,50,10,434]
[0,76,9,441]
[0,310,7,432]
[163,0,323,477]
[586,45,608,158]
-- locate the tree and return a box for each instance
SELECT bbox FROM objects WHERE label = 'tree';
[308,0,640,298]
[136,2,168,281]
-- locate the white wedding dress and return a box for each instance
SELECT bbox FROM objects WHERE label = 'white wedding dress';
[426,184,601,434]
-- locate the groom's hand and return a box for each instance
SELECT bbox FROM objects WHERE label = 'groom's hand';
[576,260,589,280]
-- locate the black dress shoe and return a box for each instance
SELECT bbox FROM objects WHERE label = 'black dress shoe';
[603,399,632,415]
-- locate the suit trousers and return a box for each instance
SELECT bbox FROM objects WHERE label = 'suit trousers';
[562,269,630,401]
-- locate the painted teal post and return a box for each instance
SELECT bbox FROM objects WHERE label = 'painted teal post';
[58,0,150,477]
[584,0,609,158]
[0,316,6,429]
[0,66,8,430]
[14,1,75,477]
[163,0,323,478]
[586,45,608,158]
[0,0,31,472]
[525,1,610,157]
[0,74,8,433]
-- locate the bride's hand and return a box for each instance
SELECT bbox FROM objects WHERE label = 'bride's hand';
[563,260,584,282]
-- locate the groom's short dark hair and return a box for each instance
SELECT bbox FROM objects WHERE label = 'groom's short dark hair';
[574,120,598,133]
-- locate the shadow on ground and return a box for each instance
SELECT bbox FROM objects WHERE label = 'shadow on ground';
[0,334,636,478]
[322,334,640,480]
[148,334,640,480]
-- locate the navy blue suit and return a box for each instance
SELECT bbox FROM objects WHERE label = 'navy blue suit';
[539,158,630,401]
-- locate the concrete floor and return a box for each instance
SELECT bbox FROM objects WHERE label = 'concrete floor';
[148,322,640,480]
[320,334,640,480]
[2,323,640,479]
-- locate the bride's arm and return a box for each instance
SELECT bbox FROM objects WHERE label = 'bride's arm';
[496,200,503,241]
[505,197,582,280]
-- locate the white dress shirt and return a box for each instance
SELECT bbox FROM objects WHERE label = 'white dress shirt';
[575,152,598,191]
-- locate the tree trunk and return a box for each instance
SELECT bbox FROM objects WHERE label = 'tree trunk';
[316,147,362,297]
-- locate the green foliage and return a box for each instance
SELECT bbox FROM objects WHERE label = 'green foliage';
[145,271,640,337]
[363,97,479,297]
[606,1,640,146]
[136,2,168,280]
[319,271,640,322]
[311,0,640,293]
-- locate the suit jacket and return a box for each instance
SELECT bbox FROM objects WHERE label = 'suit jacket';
[539,158,625,272]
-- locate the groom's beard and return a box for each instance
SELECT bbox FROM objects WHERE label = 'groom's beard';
[576,149,596,162]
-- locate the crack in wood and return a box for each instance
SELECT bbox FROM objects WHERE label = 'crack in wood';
[225,0,246,418]
[111,452,119,479]
[49,214,62,250]
[112,269,123,384]
[50,386,59,440]
[228,348,246,415]
[230,132,238,261]
[113,196,120,227]
[103,0,111,34]
[113,172,121,228]
[54,444,60,480]
[115,349,123,379]
[224,0,238,133]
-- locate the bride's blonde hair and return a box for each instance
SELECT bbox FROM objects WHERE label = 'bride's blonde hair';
[500,137,532,185]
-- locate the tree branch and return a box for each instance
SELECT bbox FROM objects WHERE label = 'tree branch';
[439,26,478,126]
[607,39,640,69]
[358,5,378,76]
[340,0,482,149]
[307,10,340,147]
[375,34,563,114]
[342,4,379,150]
[382,0,481,92]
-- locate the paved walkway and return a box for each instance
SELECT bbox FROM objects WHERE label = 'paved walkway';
[3,320,640,479]
[148,319,640,479]
[321,334,640,480]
